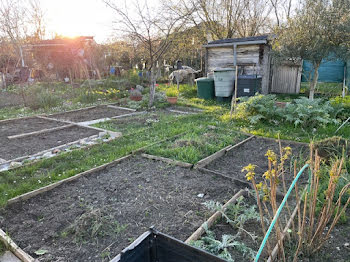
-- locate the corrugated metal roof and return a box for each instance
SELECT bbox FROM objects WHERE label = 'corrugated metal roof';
[208,35,269,45]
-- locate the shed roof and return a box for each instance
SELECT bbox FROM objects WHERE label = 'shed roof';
[208,35,269,45]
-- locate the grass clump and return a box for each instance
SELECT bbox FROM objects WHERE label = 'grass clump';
[62,207,127,243]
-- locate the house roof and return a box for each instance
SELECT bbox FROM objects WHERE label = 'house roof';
[208,35,269,45]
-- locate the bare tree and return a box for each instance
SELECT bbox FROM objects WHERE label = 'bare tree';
[164,0,273,41]
[104,0,187,107]
[29,0,46,41]
[0,0,46,67]
[0,0,29,66]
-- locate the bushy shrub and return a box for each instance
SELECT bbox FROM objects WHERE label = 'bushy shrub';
[235,94,281,124]
[126,69,141,85]
[236,95,339,128]
[330,95,350,120]
[165,88,179,97]
[283,97,339,128]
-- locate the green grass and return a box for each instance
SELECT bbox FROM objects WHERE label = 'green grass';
[92,111,183,134]
[146,126,247,164]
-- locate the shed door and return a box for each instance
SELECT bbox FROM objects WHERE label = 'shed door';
[270,63,302,94]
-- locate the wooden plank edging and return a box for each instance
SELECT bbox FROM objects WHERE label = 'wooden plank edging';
[141,153,193,168]
[8,124,74,139]
[0,115,44,124]
[194,135,255,169]
[185,189,247,243]
[46,105,97,117]
[107,105,136,112]
[0,229,36,262]
[7,155,132,205]
[197,167,253,188]
[195,144,233,169]
[225,135,255,152]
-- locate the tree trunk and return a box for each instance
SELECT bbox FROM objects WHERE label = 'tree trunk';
[148,67,156,107]
[309,63,320,100]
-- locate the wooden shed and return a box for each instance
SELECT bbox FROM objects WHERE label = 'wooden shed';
[203,35,302,94]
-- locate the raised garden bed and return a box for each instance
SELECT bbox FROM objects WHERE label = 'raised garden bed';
[48,105,133,123]
[144,127,248,164]
[0,156,238,262]
[0,116,66,138]
[0,125,99,160]
[205,136,308,184]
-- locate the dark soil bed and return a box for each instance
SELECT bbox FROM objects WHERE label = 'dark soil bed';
[0,156,238,262]
[0,117,66,138]
[0,125,98,160]
[49,105,132,122]
[206,137,308,184]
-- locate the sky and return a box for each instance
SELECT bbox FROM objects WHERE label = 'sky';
[40,0,117,43]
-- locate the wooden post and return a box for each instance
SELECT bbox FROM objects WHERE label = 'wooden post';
[230,65,239,118]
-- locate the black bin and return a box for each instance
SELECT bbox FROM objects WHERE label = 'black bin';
[236,75,262,97]
[110,229,227,262]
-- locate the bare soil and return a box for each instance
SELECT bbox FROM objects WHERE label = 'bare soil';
[206,137,308,184]
[0,125,98,160]
[0,156,238,262]
[0,117,66,137]
[49,105,132,122]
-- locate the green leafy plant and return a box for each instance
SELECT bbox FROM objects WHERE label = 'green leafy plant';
[330,95,350,120]
[191,225,256,262]
[235,94,281,124]
[235,95,340,129]
[283,97,339,128]
[204,196,260,240]
[166,88,179,97]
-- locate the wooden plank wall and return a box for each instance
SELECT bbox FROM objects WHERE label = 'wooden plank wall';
[270,62,302,94]
[207,45,262,75]
[206,44,302,94]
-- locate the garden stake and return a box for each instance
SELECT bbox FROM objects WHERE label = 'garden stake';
[229,65,239,118]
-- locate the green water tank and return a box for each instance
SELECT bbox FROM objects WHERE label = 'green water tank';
[214,68,236,97]
[195,77,215,100]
